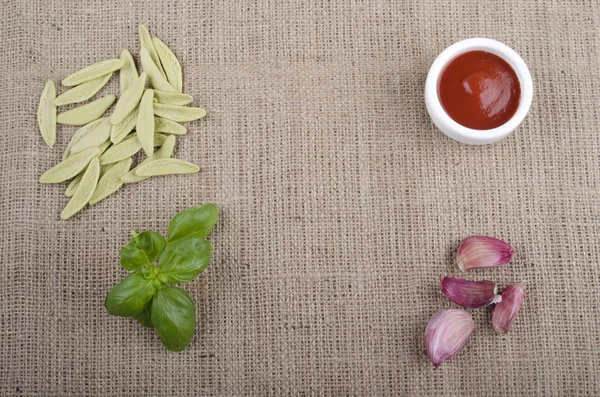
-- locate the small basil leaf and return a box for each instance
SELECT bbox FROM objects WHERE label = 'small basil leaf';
[151,286,195,352]
[135,305,154,328]
[158,238,212,284]
[105,272,156,317]
[167,203,219,243]
[141,264,159,280]
[120,231,167,270]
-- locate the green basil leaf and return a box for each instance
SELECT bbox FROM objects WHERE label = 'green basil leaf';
[120,231,167,270]
[105,272,156,317]
[141,264,159,280]
[134,305,154,328]
[167,203,219,243]
[151,286,195,352]
[158,238,212,283]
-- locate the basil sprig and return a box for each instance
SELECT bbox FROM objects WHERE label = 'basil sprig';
[105,203,218,351]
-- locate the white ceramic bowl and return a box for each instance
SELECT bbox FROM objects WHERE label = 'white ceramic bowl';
[424,38,533,145]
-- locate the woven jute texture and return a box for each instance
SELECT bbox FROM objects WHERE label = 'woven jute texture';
[1,0,599,395]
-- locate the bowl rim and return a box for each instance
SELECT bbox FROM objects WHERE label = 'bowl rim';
[424,38,533,144]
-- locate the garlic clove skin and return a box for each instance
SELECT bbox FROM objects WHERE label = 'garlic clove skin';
[492,282,526,333]
[425,308,475,367]
[456,236,515,272]
[440,276,502,308]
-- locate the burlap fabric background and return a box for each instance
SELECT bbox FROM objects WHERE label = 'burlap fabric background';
[1,0,599,395]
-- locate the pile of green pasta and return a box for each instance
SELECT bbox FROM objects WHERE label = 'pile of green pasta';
[37,25,205,220]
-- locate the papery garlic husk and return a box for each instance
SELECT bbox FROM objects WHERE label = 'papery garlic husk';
[441,276,502,308]
[492,282,526,333]
[425,308,475,367]
[456,236,515,272]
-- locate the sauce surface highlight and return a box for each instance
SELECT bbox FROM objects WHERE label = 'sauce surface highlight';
[438,51,520,130]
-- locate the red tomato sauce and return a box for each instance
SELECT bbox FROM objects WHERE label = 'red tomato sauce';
[438,51,521,130]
